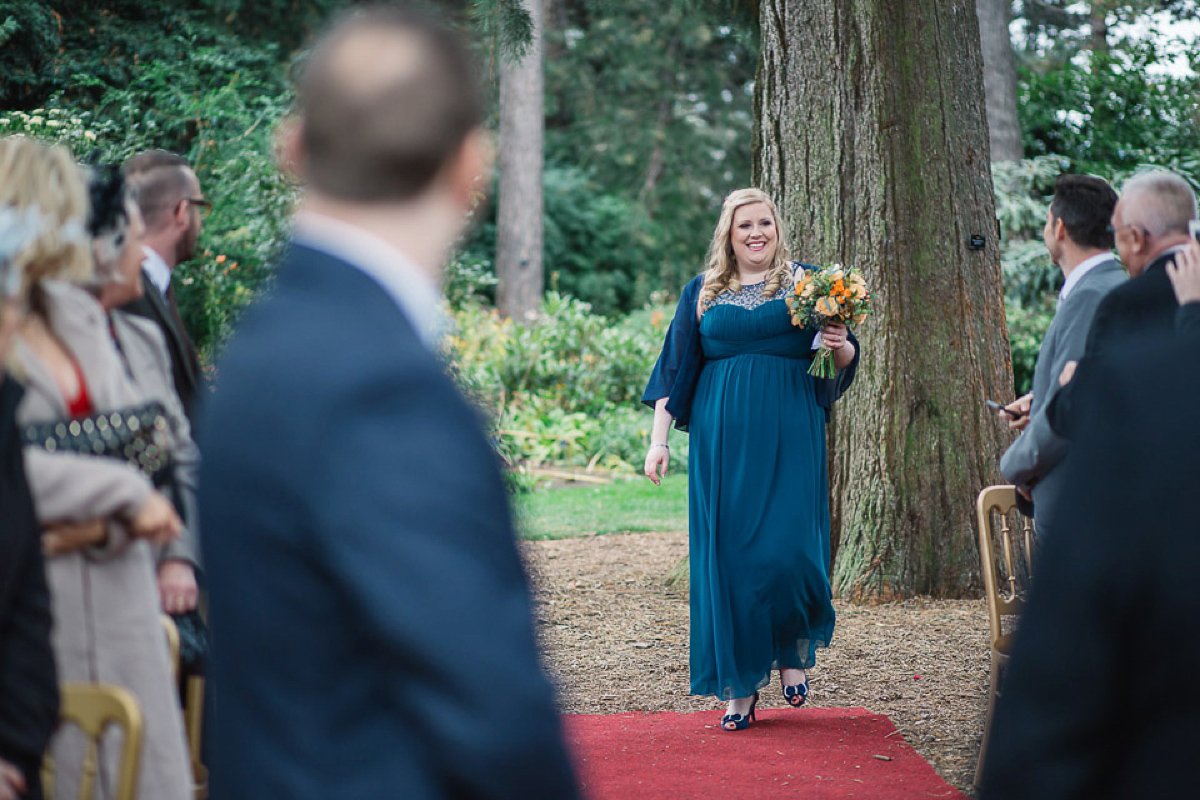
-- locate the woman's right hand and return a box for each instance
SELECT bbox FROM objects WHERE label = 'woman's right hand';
[128,491,183,545]
[644,445,670,486]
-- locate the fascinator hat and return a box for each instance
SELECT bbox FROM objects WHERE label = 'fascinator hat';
[0,205,49,300]
[85,164,132,285]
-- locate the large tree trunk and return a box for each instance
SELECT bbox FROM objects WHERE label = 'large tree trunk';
[495,0,545,320]
[756,0,1014,600]
[1088,2,1110,53]
[975,0,1023,163]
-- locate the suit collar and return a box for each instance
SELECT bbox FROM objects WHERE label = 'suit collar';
[291,213,445,348]
[1059,253,1118,303]
[1144,247,1185,275]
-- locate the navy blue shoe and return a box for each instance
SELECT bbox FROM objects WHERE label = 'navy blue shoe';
[783,678,808,708]
[721,691,759,732]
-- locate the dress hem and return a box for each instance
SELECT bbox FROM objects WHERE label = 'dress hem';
[689,640,831,701]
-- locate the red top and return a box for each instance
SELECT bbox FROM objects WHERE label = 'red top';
[66,358,93,417]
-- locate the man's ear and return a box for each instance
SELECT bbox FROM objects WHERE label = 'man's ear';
[172,194,190,230]
[275,114,305,184]
[1053,217,1068,242]
[447,128,493,210]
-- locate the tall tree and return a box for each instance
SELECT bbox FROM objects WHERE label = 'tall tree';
[495,0,545,319]
[756,0,1014,599]
[976,0,1024,162]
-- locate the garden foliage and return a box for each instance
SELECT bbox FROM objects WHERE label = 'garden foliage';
[445,289,684,481]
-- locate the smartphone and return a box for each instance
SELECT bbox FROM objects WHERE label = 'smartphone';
[1190,218,1200,242]
[985,399,1024,420]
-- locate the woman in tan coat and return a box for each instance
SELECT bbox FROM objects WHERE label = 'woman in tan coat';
[1,137,193,800]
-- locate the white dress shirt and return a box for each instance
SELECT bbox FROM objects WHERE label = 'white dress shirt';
[142,246,172,295]
[291,211,446,348]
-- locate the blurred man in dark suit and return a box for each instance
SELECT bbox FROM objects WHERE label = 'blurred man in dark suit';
[980,329,1200,799]
[198,6,579,799]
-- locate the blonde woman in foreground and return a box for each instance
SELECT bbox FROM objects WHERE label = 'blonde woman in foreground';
[1,136,192,799]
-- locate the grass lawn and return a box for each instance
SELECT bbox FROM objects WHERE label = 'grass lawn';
[517,473,688,540]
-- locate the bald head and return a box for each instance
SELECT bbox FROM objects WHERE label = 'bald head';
[299,5,483,202]
[1120,171,1197,238]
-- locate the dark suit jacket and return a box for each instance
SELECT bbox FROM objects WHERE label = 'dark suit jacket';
[1178,302,1200,337]
[198,243,579,800]
[980,333,1200,798]
[120,268,203,422]
[1046,251,1179,436]
[0,375,58,797]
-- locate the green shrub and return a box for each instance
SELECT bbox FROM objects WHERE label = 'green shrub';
[445,291,684,477]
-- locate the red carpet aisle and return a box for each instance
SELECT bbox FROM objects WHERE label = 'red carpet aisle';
[565,707,967,799]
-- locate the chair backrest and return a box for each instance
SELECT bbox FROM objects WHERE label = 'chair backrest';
[43,683,144,800]
[976,485,1036,646]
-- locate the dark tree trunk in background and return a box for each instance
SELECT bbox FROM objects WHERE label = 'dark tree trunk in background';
[1089,2,1110,53]
[496,0,545,320]
[755,0,1014,600]
[976,0,1023,162]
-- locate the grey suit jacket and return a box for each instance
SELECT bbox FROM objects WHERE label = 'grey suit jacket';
[1000,258,1126,539]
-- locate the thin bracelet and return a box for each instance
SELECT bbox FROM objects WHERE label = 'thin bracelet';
[649,443,670,451]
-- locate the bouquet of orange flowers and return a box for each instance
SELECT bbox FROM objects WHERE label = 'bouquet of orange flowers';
[786,264,872,378]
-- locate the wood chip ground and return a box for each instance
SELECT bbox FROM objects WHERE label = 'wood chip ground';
[524,530,989,796]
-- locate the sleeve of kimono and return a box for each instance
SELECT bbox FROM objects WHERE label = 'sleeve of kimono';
[642,276,702,408]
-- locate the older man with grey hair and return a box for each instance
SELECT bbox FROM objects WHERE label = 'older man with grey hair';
[1046,169,1198,437]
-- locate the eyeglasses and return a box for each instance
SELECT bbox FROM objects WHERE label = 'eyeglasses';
[1106,222,1143,237]
[184,197,213,219]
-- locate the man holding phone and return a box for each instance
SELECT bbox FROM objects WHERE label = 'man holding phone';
[997,175,1125,540]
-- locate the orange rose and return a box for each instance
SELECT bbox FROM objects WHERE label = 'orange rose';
[815,296,838,317]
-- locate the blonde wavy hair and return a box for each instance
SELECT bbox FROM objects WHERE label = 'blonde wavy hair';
[697,187,792,316]
[0,136,93,298]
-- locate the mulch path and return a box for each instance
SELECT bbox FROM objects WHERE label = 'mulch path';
[524,530,990,796]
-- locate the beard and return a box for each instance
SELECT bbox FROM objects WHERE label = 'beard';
[176,219,199,264]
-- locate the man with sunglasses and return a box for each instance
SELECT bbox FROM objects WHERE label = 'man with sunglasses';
[1046,169,1198,438]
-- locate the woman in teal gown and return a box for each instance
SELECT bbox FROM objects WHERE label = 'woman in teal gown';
[642,188,859,731]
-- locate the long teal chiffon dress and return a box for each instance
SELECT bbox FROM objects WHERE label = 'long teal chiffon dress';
[687,279,837,700]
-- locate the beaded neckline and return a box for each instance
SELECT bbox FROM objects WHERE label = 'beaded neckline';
[712,278,787,311]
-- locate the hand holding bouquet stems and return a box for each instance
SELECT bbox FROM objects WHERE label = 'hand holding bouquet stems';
[786,264,872,378]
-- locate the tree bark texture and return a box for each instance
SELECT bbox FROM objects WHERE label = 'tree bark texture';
[1089,2,1110,53]
[496,0,545,320]
[755,0,1014,599]
[975,0,1023,162]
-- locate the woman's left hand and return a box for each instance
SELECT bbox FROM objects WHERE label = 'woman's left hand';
[822,322,850,351]
[43,519,108,556]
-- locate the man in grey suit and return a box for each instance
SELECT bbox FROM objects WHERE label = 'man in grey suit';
[999,175,1125,540]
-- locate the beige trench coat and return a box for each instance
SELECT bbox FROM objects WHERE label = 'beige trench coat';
[14,280,192,800]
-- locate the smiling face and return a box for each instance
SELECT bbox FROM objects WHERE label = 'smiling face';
[729,201,778,273]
